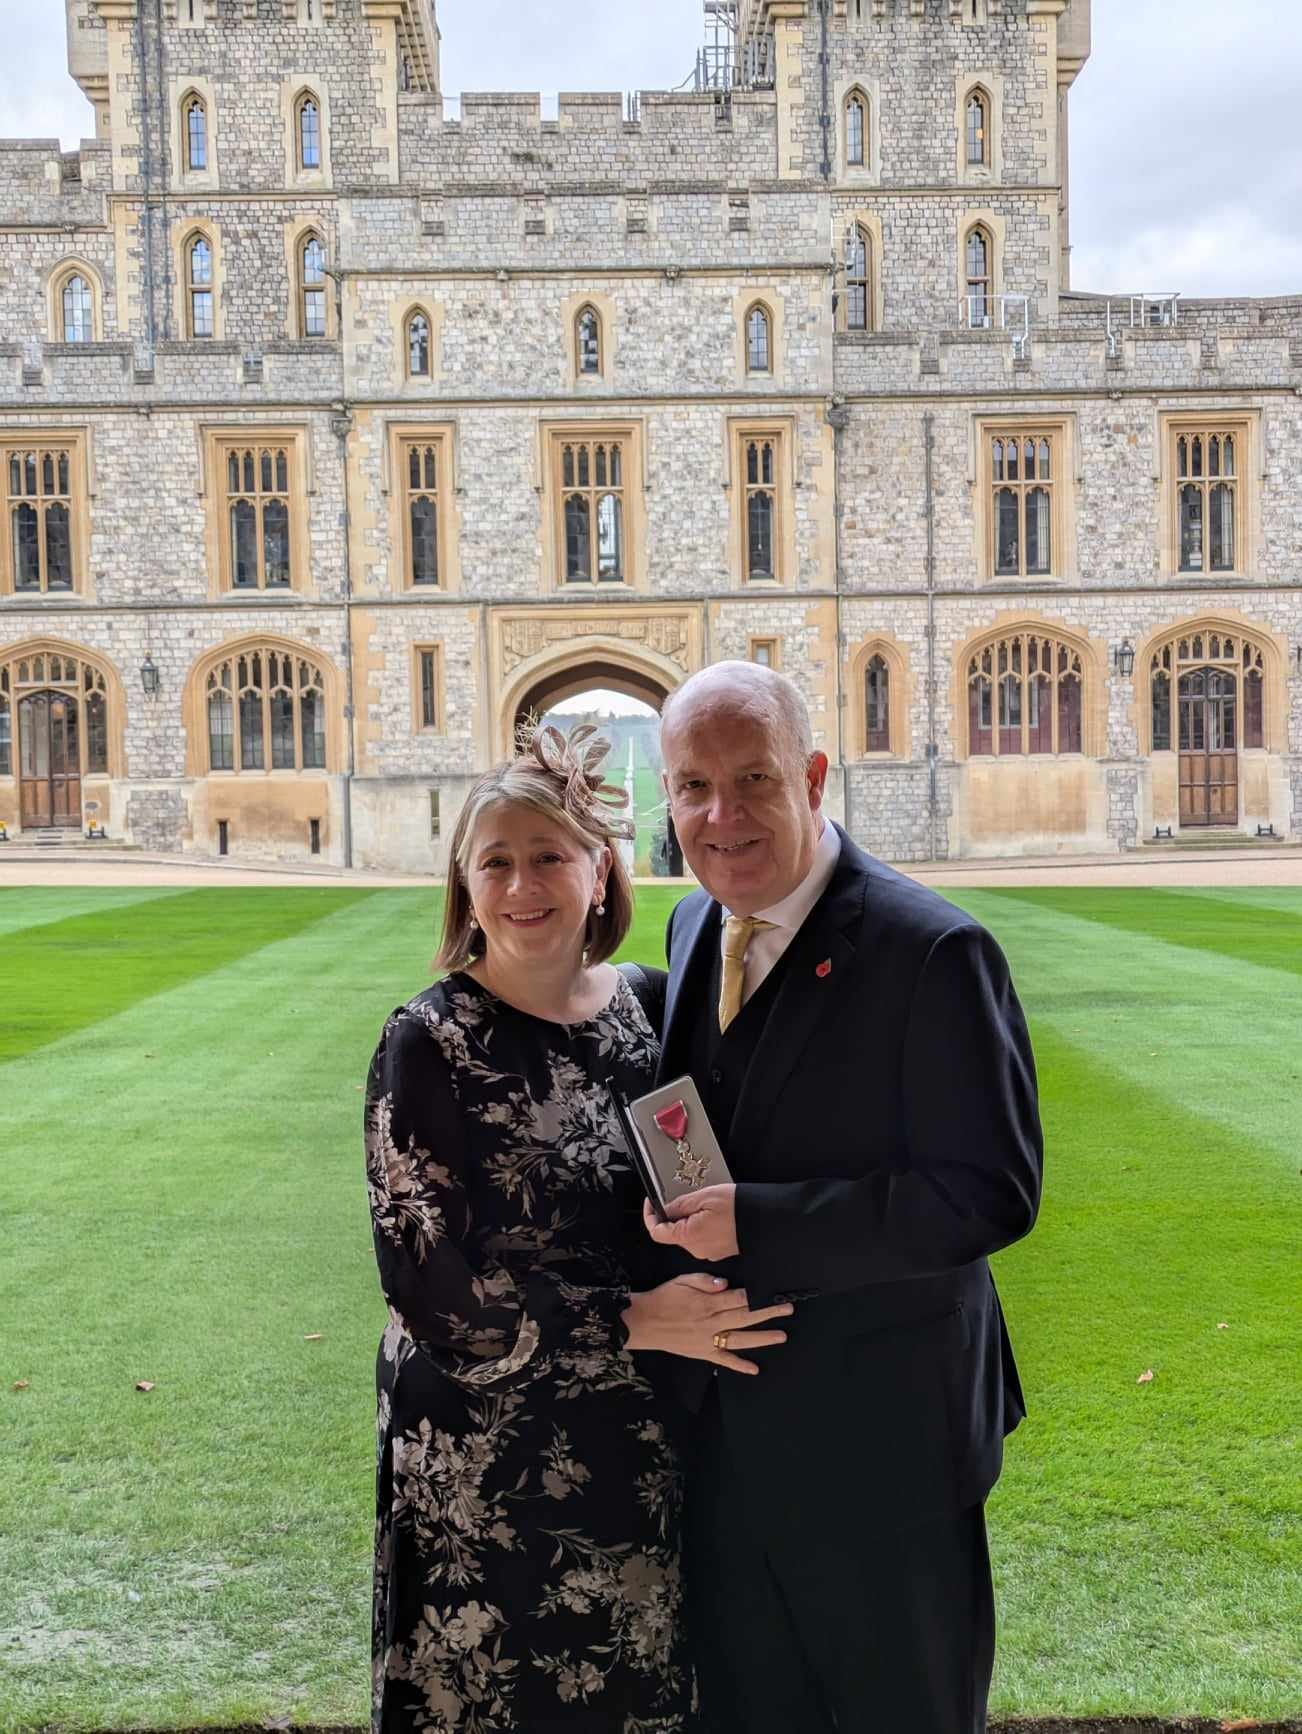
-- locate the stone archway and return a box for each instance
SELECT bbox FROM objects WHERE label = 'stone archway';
[509,655,682,876]
[513,657,670,737]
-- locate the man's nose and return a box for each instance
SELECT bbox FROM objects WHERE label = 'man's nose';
[707,789,745,826]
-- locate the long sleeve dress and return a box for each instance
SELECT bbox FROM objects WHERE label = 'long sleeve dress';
[364,970,696,1734]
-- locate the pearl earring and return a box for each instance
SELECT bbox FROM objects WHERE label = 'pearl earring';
[595,900,607,917]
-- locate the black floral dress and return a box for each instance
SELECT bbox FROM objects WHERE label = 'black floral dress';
[364,971,695,1734]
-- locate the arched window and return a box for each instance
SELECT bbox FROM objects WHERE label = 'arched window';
[864,654,890,752]
[405,310,431,378]
[184,94,208,171]
[576,305,602,376]
[845,90,867,169]
[966,89,990,167]
[205,647,328,773]
[967,631,1085,758]
[1150,631,1267,754]
[299,232,327,338]
[0,648,111,785]
[60,274,94,344]
[845,225,872,331]
[296,93,321,171]
[965,225,993,326]
[745,303,771,374]
[186,234,214,338]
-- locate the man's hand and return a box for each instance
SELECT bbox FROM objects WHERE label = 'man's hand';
[644,1184,740,1262]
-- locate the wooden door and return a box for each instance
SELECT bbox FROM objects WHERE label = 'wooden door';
[1178,669,1238,828]
[19,691,81,829]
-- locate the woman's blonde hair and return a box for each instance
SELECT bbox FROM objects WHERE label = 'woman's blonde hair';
[435,721,637,973]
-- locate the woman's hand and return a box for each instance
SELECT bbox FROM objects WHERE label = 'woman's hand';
[622,1274,794,1376]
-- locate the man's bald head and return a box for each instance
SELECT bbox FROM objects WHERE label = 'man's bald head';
[659,662,828,914]
[660,662,813,768]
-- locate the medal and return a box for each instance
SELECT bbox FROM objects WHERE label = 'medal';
[654,1100,711,1189]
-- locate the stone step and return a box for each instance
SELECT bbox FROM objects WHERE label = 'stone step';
[1142,832,1296,849]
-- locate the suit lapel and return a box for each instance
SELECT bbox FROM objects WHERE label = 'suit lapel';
[659,892,721,1084]
[726,837,870,1160]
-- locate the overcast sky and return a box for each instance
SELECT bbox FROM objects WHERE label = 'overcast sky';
[2,0,1300,297]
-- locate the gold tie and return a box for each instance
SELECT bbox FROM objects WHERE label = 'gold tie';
[718,916,775,1034]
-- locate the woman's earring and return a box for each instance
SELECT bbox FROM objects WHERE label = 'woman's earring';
[468,911,479,930]
[595,900,606,917]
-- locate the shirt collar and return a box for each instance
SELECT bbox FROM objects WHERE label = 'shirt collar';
[722,820,842,933]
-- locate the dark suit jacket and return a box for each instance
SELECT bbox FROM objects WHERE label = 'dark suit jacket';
[656,825,1043,1531]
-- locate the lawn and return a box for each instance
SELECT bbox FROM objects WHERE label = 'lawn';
[1,884,1299,1730]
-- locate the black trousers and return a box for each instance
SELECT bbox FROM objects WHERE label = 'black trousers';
[684,1388,995,1734]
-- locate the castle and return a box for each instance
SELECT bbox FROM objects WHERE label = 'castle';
[2,0,1299,869]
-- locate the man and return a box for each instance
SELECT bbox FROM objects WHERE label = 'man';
[647,662,1042,1734]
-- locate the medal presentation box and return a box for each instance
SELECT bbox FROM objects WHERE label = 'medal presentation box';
[611,1075,733,1220]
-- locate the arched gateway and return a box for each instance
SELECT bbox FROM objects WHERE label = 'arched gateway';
[512,657,670,739]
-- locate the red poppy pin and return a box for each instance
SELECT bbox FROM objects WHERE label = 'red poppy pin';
[816,958,833,979]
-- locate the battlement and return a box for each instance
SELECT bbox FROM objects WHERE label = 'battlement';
[0,137,110,220]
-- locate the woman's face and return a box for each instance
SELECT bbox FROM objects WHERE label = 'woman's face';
[465,802,610,976]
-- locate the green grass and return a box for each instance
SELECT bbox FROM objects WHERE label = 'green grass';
[1,885,1299,1729]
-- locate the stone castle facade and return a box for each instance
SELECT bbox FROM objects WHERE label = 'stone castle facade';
[2,0,1299,868]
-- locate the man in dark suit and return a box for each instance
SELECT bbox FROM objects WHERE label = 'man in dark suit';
[646,662,1043,1734]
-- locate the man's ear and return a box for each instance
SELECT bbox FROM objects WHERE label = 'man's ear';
[806,751,830,811]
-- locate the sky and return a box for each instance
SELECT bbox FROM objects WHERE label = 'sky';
[4,0,1300,296]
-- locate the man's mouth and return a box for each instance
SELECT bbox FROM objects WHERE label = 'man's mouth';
[706,839,763,858]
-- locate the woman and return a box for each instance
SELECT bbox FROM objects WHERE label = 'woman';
[364,724,793,1733]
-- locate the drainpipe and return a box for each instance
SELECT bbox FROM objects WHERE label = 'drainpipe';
[328,269,356,870]
[153,0,173,341]
[133,1,158,358]
[827,395,850,839]
[817,0,832,181]
[923,412,939,861]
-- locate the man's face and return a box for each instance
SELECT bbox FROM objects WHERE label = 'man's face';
[662,698,828,915]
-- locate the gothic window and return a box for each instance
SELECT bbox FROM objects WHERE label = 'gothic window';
[296,93,322,171]
[0,649,109,777]
[401,440,441,587]
[405,310,431,378]
[1176,431,1238,573]
[845,225,872,332]
[206,649,327,773]
[186,234,214,338]
[221,445,293,590]
[745,303,772,374]
[965,225,992,325]
[864,654,890,752]
[1150,632,1267,752]
[558,437,626,584]
[4,447,75,594]
[184,94,208,172]
[299,232,327,338]
[576,306,602,376]
[60,274,94,344]
[0,667,9,776]
[743,436,777,580]
[966,89,990,167]
[845,90,868,169]
[990,432,1056,578]
[967,632,1085,758]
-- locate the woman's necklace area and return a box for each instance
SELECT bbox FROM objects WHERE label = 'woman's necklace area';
[470,959,611,1026]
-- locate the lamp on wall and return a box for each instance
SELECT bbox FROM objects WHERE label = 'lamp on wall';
[140,655,160,697]
[1113,639,1136,679]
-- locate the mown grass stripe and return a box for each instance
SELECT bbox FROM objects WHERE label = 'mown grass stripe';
[977,886,1302,979]
[0,885,185,942]
[0,887,379,1063]
[948,889,1302,1175]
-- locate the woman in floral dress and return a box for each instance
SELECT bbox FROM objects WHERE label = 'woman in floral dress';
[364,726,793,1733]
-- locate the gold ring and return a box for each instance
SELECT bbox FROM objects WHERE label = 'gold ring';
[712,1331,730,1351]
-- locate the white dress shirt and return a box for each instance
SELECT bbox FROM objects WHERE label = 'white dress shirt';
[719,820,842,1007]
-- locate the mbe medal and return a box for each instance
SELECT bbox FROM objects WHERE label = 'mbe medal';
[653,1100,711,1190]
